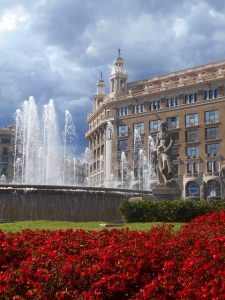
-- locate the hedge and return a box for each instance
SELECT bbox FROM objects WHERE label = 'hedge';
[120,199,225,222]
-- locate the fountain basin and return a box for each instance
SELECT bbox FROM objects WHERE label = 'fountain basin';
[0,184,152,222]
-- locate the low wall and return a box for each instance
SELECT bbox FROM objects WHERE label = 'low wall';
[0,185,152,222]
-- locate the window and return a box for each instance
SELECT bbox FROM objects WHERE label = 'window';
[207,161,220,172]
[207,161,212,172]
[120,80,125,90]
[117,139,128,151]
[166,96,179,107]
[185,93,198,104]
[2,147,8,155]
[97,148,100,158]
[89,140,93,149]
[186,130,198,142]
[214,161,220,172]
[117,107,128,117]
[117,125,128,137]
[149,120,160,132]
[117,151,128,163]
[205,127,219,140]
[173,164,179,176]
[111,80,115,92]
[173,132,179,144]
[206,143,219,155]
[187,162,198,173]
[0,157,8,165]
[170,147,179,160]
[133,104,144,114]
[186,146,199,157]
[101,145,104,155]
[204,88,219,100]
[207,180,220,197]
[133,136,144,151]
[205,110,219,124]
[185,113,198,127]
[133,123,144,134]
[106,110,110,118]
[166,117,179,129]
[1,138,10,144]
[1,167,7,175]
[149,100,160,111]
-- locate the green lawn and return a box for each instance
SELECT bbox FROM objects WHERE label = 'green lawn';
[0,220,184,232]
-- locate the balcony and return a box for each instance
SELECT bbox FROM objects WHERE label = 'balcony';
[205,172,220,177]
[86,116,115,137]
[185,173,199,178]
[185,155,198,159]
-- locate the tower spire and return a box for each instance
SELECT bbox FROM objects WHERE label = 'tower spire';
[109,50,128,96]
[93,72,106,111]
[117,48,121,58]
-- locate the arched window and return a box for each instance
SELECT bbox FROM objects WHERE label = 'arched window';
[187,181,200,197]
[207,180,220,198]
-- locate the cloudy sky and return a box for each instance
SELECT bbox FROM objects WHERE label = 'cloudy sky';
[1,0,225,154]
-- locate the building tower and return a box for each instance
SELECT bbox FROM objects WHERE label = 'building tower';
[109,49,128,98]
[93,72,106,112]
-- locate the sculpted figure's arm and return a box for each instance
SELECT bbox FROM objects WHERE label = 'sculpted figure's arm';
[164,134,174,154]
[155,134,159,148]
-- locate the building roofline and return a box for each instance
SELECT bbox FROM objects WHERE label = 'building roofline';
[128,58,225,87]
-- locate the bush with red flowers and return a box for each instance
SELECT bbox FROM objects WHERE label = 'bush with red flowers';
[1,211,225,299]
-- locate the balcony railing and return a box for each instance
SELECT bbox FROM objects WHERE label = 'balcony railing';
[205,172,220,177]
[185,173,199,178]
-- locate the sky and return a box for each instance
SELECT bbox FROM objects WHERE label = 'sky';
[1,0,225,155]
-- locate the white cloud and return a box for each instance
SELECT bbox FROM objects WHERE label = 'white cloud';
[86,43,99,57]
[173,18,188,39]
[46,47,82,74]
[0,7,29,33]
[0,0,225,152]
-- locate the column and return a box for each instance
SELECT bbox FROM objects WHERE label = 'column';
[104,122,114,187]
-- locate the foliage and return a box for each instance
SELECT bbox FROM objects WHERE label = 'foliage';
[1,212,225,298]
[120,199,225,222]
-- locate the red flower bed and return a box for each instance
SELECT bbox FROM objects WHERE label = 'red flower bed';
[1,211,225,299]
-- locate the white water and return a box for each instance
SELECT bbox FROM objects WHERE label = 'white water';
[13,98,157,190]
[13,97,77,185]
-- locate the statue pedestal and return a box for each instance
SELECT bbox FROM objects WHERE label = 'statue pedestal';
[152,183,181,201]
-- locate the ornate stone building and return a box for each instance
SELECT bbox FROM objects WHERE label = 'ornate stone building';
[86,53,225,199]
[0,125,14,182]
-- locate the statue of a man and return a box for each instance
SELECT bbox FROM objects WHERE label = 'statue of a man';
[200,181,207,200]
[106,121,114,140]
[155,122,174,185]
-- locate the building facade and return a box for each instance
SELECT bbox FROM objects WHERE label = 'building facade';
[86,54,225,198]
[0,125,15,182]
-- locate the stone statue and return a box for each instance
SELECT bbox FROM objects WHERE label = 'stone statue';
[200,181,207,200]
[106,121,114,140]
[155,122,174,185]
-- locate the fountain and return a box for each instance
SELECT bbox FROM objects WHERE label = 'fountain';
[145,136,157,190]
[0,97,152,222]
[119,151,128,188]
[126,131,157,191]
[13,97,77,185]
[13,104,157,190]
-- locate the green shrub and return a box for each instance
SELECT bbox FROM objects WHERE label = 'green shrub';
[120,199,225,222]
